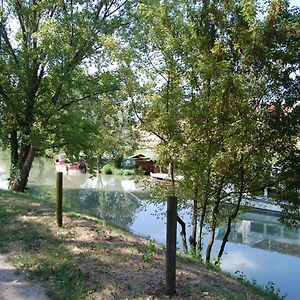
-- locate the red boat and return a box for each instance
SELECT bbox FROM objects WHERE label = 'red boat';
[55,154,86,174]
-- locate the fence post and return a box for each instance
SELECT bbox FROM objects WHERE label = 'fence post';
[56,172,63,227]
[166,195,177,295]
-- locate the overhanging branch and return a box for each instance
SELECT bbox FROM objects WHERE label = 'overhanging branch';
[57,88,120,111]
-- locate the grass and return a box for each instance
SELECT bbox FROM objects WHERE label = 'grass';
[0,190,93,299]
[0,189,285,300]
[12,247,90,300]
[233,271,287,300]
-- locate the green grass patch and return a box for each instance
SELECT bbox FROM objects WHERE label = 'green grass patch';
[13,248,91,300]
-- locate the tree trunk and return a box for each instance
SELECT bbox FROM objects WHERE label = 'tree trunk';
[215,216,232,265]
[197,199,208,254]
[197,166,212,256]
[189,199,198,253]
[205,180,224,264]
[9,145,36,192]
[10,129,19,168]
[205,221,216,264]
[216,160,245,264]
[177,215,188,255]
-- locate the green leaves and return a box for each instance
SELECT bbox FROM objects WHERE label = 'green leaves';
[0,0,139,190]
[126,0,300,241]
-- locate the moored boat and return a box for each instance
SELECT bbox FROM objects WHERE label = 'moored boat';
[55,154,86,174]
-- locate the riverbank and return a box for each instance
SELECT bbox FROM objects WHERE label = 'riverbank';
[0,190,281,299]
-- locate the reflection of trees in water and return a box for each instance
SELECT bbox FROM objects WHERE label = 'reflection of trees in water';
[0,153,11,189]
[35,158,45,178]
[64,189,140,229]
[28,158,55,185]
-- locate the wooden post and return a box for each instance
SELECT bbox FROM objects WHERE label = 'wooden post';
[166,195,177,296]
[56,172,63,227]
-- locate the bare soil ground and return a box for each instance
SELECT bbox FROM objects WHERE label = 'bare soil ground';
[0,196,267,299]
[0,254,48,300]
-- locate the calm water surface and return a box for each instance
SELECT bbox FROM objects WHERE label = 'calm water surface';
[1,154,300,299]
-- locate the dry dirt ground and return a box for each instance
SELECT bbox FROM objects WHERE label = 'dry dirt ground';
[0,197,267,300]
[0,254,48,300]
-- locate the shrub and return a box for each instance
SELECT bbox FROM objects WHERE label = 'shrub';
[141,240,156,263]
[120,169,136,176]
[101,164,115,175]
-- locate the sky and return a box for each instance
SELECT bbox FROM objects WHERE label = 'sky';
[290,0,300,7]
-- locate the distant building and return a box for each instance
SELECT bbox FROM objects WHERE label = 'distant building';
[130,151,158,175]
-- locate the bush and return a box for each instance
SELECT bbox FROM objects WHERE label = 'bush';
[141,240,156,263]
[101,164,115,175]
[101,164,136,176]
[119,169,136,176]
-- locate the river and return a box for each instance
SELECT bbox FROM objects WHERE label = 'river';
[1,154,300,299]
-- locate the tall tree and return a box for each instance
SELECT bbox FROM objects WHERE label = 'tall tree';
[0,0,135,192]
[261,1,300,227]
[127,0,299,263]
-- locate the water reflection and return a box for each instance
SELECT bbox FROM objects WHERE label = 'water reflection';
[0,152,9,189]
[217,211,300,258]
[0,153,142,230]
[63,189,140,229]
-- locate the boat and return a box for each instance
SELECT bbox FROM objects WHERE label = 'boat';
[55,154,86,174]
[150,172,184,181]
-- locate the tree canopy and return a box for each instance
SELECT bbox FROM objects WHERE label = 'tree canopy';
[124,0,300,259]
[0,0,136,191]
[0,0,299,240]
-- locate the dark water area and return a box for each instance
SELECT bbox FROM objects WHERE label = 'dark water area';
[1,154,300,299]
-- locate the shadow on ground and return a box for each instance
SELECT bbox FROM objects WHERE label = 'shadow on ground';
[0,193,265,300]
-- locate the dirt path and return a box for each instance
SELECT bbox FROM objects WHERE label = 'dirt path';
[0,254,48,300]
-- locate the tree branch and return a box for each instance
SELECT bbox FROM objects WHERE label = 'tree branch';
[57,88,120,111]
[15,0,28,47]
[102,0,128,20]
[0,25,20,67]
[129,94,167,143]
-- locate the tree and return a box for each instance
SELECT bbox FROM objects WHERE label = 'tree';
[245,0,300,229]
[0,0,135,192]
[177,0,300,263]
[127,0,300,264]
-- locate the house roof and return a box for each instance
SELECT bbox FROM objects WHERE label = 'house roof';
[129,149,157,160]
[131,154,146,159]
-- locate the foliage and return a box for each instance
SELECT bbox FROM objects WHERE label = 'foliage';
[101,164,136,176]
[0,0,138,191]
[234,271,286,300]
[118,169,136,176]
[141,240,156,263]
[1,0,299,275]
[101,164,115,175]
[125,0,300,262]
[273,149,300,228]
